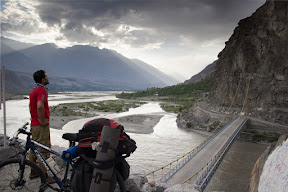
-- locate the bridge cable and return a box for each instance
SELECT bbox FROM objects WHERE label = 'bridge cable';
[146,73,244,177]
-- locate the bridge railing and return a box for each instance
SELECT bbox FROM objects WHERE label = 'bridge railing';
[158,115,240,183]
[183,117,248,191]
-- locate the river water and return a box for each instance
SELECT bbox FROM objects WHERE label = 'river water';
[0,91,267,191]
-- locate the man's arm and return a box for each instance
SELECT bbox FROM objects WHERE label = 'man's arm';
[37,101,48,125]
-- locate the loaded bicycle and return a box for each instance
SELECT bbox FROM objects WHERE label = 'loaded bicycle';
[0,122,126,192]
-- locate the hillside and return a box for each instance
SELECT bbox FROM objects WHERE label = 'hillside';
[184,60,217,84]
[3,70,31,93]
[117,79,211,112]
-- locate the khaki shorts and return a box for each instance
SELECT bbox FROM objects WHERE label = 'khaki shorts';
[29,125,51,161]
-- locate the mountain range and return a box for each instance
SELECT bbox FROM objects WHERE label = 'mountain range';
[1,37,179,92]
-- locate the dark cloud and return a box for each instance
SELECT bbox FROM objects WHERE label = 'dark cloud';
[34,0,265,47]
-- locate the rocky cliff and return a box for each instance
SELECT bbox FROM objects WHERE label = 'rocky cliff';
[247,135,288,192]
[209,0,288,127]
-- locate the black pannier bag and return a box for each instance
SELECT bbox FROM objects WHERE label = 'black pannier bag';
[71,158,130,192]
[115,157,130,181]
[70,159,93,192]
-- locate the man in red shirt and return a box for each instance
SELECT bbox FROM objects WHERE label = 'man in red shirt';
[29,70,54,183]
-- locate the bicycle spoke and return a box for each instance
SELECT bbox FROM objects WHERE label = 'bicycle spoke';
[0,159,46,192]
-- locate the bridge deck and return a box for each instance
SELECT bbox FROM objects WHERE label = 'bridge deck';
[166,116,247,185]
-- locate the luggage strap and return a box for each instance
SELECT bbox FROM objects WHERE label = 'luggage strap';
[80,154,118,170]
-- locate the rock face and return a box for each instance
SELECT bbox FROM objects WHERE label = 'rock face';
[176,102,231,131]
[247,135,288,192]
[258,136,288,191]
[209,0,288,127]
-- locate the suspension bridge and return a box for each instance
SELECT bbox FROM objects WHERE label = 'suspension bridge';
[146,73,253,191]
[166,115,247,186]
[145,114,248,191]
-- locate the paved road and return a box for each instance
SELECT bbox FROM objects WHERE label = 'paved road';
[166,116,247,185]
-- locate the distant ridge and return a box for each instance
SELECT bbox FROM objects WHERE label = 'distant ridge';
[184,60,217,84]
[1,37,179,92]
[1,37,34,51]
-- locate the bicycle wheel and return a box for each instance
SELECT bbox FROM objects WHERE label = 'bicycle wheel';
[0,158,46,192]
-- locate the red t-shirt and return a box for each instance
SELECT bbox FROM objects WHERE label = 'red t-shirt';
[29,86,50,126]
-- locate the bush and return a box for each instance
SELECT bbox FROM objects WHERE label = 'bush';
[253,133,280,142]
[186,122,193,128]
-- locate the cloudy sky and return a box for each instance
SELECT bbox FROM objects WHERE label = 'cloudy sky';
[1,0,265,81]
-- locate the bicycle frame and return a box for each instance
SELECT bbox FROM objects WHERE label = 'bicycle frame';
[19,133,73,191]
[7,122,127,192]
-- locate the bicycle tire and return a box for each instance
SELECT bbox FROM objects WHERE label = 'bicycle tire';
[0,158,46,192]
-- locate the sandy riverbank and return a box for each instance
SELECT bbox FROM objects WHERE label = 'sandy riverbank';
[114,114,163,134]
[50,114,163,134]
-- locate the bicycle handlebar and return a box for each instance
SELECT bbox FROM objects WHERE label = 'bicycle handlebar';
[9,122,30,145]
[22,122,29,128]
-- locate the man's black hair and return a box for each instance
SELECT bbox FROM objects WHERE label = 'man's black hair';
[33,70,46,84]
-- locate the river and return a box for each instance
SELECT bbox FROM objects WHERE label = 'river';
[0,91,267,191]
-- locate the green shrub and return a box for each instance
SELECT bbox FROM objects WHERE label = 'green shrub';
[253,133,280,142]
[186,122,192,128]
[55,100,147,114]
